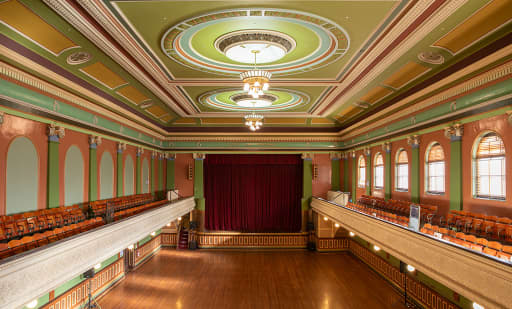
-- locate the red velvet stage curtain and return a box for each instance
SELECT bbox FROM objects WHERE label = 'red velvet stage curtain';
[204,154,302,232]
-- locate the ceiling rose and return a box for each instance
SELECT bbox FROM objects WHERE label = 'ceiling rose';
[215,30,296,64]
[230,93,277,108]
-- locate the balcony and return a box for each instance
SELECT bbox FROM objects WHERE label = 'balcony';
[311,197,512,309]
[0,197,195,309]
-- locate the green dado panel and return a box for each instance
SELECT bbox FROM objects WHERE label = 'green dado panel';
[6,137,38,214]
[64,145,85,206]
[142,158,150,194]
[124,155,135,195]
[100,152,114,200]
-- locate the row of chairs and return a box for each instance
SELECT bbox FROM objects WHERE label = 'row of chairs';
[421,224,512,262]
[0,205,86,242]
[0,217,103,260]
[346,202,410,227]
[89,193,153,217]
[357,195,438,224]
[113,200,169,221]
[441,210,512,242]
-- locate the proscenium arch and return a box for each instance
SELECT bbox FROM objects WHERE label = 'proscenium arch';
[6,136,39,214]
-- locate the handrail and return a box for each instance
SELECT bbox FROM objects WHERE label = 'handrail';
[311,197,512,309]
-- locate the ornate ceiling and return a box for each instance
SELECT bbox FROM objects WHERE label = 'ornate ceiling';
[0,0,510,135]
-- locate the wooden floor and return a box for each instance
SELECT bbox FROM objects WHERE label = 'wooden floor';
[99,249,407,309]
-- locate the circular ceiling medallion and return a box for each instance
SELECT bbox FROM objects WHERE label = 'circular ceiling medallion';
[161,8,350,76]
[215,30,296,64]
[199,88,309,112]
[66,51,91,65]
[230,93,278,108]
[418,51,444,65]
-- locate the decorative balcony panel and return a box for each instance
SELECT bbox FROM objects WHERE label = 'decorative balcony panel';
[0,197,195,309]
[311,197,512,309]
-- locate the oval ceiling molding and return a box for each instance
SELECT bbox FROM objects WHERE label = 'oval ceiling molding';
[198,88,310,112]
[161,8,350,76]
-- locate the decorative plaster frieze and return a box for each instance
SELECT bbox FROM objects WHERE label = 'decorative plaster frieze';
[311,198,512,309]
[166,136,343,143]
[0,197,195,309]
[382,142,391,153]
[301,153,314,160]
[193,153,206,160]
[444,123,464,141]
[330,152,342,160]
[407,135,420,148]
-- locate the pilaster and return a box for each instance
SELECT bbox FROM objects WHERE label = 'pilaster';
[47,124,65,208]
[364,147,371,196]
[116,143,126,197]
[193,153,205,210]
[351,151,356,202]
[408,135,421,203]
[166,153,176,191]
[445,124,464,210]
[88,136,101,202]
[383,142,392,200]
[136,148,143,194]
[301,153,313,210]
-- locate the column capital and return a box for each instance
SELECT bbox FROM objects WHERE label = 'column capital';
[47,123,65,142]
[341,152,349,160]
[506,111,512,126]
[193,153,206,160]
[444,123,464,142]
[166,153,176,160]
[158,152,164,160]
[330,152,342,160]
[363,147,371,157]
[136,147,144,157]
[407,135,420,149]
[351,150,356,159]
[0,111,4,125]
[89,136,102,149]
[382,142,392,153]
[151,151,158,159]
[117,142,127,153]
[301,153,314,160]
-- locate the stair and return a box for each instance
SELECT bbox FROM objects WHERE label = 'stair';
[178,230,189,250]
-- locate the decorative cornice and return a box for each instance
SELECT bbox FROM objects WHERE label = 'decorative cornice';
[193,153,206,160]
[330,152,342,160]
[407,135,420,148]
[166,136,343,143]
[47,123,65,141]
[301,153,314,160]
[444,123,464,142]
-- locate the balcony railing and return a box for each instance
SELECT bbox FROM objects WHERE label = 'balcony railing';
[0,197,195,309]
[311,197,512,309]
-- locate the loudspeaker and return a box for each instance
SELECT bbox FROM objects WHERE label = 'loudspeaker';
[83,268,95,279]
[399,261,406,274]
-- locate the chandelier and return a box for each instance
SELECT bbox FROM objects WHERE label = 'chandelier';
[244,113,264,131]
[240,51,271,99]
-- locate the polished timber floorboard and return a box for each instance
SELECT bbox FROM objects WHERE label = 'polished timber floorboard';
[99,249,407,309]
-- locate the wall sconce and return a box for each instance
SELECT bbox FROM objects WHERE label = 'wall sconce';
[188,164,193,180]
[313,164,319,179]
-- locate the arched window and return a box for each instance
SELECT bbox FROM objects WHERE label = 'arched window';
[426,142,445,194]
[473,132,506,200]
[395,149,408,191]
[358,155,366,188]
[374,153,384,189]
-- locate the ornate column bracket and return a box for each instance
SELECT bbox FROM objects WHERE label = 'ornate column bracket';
[382,142,392,154]
[158,152,165,160]
[193,153,206,160]
[444,123,464,142]
[351,151,356,159]
[136,147,144,157]
[117,142,127,153]
[0,111,4,125]
[363,147,371,157]
[88,136,102,149]
[407,135,420,149]
[506,111,512,126]
[47,123,65,142]
[151,150,158,159]
[301,153,314,161]
[341,152,349,160]
[165,153,176,160]
[330,152,342,160]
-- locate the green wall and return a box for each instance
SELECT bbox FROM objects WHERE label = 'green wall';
[124,155,135,195]
[142,158,149,194]
[6,137,38,214]
[64,145,84,205]
[100,152,114,199]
